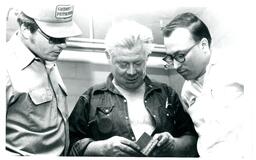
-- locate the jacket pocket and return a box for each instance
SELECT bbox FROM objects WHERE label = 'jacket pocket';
[158,106,176,132]
[97,105,114,115]
[95,105,115,136]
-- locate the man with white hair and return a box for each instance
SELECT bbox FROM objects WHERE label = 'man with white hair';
[68,21,198,157]
[5,1,81,155]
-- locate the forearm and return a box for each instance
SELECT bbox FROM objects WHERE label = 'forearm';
[171,135,198,157]
[83,141,105,156]
[69,138,93,156]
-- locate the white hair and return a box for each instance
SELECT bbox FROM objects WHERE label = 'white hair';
[105,20,154,57]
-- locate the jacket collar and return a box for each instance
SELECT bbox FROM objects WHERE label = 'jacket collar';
[92,73,162,95]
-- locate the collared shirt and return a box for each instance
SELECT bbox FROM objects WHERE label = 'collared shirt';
[5,32,69,155]
[181,50,248,158]
[68,73,197,156]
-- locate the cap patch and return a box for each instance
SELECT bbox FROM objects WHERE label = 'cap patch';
[55,5,73,19]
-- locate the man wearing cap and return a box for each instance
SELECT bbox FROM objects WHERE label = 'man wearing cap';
[5,2,81,155]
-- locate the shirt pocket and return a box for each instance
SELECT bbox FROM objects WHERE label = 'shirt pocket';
[159,106,176,132]
[29,88,53,105]
[160,107,175,120]
[28,87,57,131]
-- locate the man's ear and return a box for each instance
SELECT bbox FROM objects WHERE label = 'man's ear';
[200,38,209,53]
[20,24,32,39]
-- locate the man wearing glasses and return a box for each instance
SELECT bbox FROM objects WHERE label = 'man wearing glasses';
[162,12,246,158]
[5,2,81,155]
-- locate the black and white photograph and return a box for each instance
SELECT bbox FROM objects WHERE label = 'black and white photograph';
[3,0,255,158]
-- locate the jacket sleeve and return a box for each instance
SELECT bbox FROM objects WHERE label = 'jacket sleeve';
[68,90,93,156]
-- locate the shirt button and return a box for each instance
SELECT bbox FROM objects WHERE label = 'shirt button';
[131,136,135,140]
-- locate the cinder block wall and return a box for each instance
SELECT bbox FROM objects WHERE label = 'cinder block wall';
[57,60,184,114]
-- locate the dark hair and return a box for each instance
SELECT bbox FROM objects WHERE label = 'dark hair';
[162,12,212,46]
[17,12,39,33]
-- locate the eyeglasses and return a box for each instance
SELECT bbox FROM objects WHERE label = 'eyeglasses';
[162,42,199,65]
[37,28,66,44]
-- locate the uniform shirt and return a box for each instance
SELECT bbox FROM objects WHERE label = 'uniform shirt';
[181,50,249,158]
[5,32,69,155]
[68,74,197,156]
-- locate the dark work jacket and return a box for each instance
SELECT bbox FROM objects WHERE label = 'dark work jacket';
[68,74,197,156]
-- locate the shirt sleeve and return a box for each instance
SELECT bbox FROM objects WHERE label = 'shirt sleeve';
[6,70,15,107]
[68,90,93,156]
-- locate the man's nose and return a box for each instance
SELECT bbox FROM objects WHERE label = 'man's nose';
[173,59,182,69]
[127,64,136,75]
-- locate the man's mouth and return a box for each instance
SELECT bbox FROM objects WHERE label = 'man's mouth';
[53,51,61,55]
[126,77,138,82]
[177,69,187,74]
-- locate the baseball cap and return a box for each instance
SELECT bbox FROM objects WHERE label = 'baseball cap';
[20,1,82,38]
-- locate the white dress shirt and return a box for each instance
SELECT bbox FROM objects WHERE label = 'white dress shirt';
[181,50,250,158]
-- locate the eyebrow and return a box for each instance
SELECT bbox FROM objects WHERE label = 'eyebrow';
[166,47,186,55]
[171,50,186,57]
[172,44,195,56]
[176,49,188,54]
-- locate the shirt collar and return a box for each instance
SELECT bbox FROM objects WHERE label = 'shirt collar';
[9,31,42,70]
[190,72,205,88]
[45,61,56,71]
[204,49,220,80]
